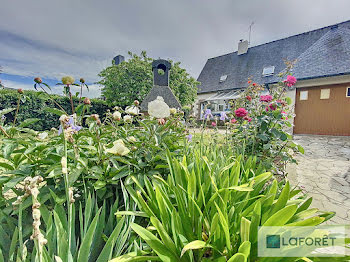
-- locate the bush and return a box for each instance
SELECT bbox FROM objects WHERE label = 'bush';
[0,89,111,130]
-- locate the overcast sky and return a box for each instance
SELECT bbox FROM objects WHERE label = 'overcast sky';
[1,0,350,97]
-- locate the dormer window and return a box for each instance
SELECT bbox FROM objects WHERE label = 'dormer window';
[262,66,275,77]
[219,75,227,83]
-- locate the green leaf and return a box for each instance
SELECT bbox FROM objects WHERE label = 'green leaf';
[19,118,40,128]
[0,108,15,116]
[44,107,66,116]
[238,241,251,258]
[130,223,180,262]
[77,208,101,262]
[227,253,246,262]
[181,240,211,257]
[96,217,126,262]
[263,205,298,226]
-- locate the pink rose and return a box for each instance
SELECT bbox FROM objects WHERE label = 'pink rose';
[211,122,217,127]
[244,116,252,122]
[269,103,277,111]
[284,75,297,87]
[231,118,237,123]
[235,108,248,118]
[260,95,273,102]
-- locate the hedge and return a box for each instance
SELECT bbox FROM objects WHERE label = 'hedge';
[0,89,111,130]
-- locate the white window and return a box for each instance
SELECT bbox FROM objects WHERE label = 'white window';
[262,66,275,76]
[346,87,350,97]
[320,89,330,99]
[300,91,308,101]
[219,75,227,83]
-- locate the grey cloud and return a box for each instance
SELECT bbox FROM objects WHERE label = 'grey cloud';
[1,0,350,83]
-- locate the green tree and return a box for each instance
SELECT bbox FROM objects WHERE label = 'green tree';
[98,51,198,107]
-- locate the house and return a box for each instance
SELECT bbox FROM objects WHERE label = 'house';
[195,20,350,136]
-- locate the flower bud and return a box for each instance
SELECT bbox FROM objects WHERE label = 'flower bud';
[91,114,99,120]
[134,100,140,106]
[170,108,177,115]
[79,78,85,83]
[158,118,166,125]
[83,97,91,105]
[18,88,23,94]
[61,76,75,85]
[96,119,102,126]
[34,77,42,84]
[113,111,121,121]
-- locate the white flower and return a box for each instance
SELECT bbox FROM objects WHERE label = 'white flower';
[170,108,177,115]
[125,106,139,115]
[38,132,48,140]
[106,139,130,156]
[113,111,121,121]
[148,96,170,118]
[123,115,132,122]
[127,136,137,143]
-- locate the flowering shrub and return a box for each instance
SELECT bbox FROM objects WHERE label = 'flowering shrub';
[229,64,303,172]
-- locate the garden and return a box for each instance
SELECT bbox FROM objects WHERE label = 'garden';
[0,60,346,261]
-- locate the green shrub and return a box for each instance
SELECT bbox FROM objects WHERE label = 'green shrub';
[113,143,335,261]
[0,89,111,130]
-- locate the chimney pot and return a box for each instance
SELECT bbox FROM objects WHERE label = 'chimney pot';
[113,55,125,65]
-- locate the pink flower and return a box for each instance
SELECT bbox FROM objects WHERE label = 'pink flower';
[260,95,273,102]
[281,111,288,120]
[211,122,217,127]
[246,95,252,101]
[243,116,252,122]
[231,118,237,123]
[268,103,277,111]
[235,108,248,118]
[284,75,297,87]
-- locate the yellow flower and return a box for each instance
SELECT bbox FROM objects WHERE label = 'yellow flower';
[61,76,75,85]
[170,108,177,115]
[106,139,130,156]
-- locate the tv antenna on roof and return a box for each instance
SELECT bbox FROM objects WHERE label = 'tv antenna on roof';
[248,21,255,45]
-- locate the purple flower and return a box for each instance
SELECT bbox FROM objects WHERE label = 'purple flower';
[58,116,82,135]
[220,112,228,121]
[186,134,192,142]
[203,109,213,119]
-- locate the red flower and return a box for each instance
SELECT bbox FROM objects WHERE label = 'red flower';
[246,95,252,101]
[235,108,248,118]
[231,118,237,123]
[248,80,252,84]
[284,75,297,87]
[260,95,273,102]
[211,122,217,127]
[253,83,257,87]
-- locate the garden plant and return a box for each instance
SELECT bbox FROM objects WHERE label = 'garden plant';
[0,70,346,262]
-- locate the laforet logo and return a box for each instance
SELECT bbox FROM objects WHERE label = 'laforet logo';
[266,235,281,248]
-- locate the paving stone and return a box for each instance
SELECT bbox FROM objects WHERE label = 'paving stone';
[289,135,350,224]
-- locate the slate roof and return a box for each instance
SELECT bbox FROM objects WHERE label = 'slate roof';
[197,20,350,94]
